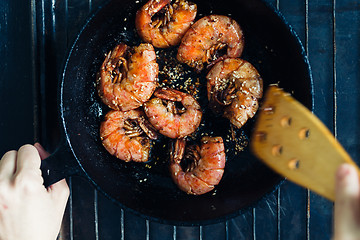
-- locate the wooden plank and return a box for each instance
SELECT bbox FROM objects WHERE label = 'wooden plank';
[254,193,279,240]
[148,222,175,240]
[71,176,97,240]
[307,0,335,239]
[278,0,306,44]
[277,0,308,239]
[331,1,360,237]
[97,191,123,240]
[52,0,71,69]
[226,211,253,240]
[334,0,360,161]
[278,182,307,240]
[308,196,332,239]
[39,0,62,151]
[175,226,200,240]
[0,0,34,153]
[202,222,226,240]
[308,0,335,125]
[123,210,147,240]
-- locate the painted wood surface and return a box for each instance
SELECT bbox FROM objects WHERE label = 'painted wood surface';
[1,0,359,239]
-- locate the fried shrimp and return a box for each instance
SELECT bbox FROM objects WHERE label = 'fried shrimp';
[100,109,158,162]
[206,58,263,129]
[143,88,202,138]
[135,0,197,48]
[177,15,244,71]
[97,43,159,111]
[170,137,226,195]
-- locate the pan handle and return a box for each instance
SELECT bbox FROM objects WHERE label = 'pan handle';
[40,141,81,188]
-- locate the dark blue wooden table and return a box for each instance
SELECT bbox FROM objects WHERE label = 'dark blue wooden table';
[1,0,359,239]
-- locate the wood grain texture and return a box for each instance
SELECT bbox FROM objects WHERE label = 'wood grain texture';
[251,86,357,201]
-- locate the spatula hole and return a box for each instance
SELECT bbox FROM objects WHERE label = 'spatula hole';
[272,144,283,156]
[281,116,292,127]
[299,128,310,140]
[288,158,300,170]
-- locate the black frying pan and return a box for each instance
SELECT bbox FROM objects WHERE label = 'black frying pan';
[41,0,313,225]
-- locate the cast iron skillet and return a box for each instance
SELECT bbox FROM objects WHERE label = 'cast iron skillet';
[41,0,313,225]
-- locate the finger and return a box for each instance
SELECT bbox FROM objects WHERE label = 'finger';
[48,178,70,203]
[15,144,41,174]
[334,163,360,237]
[34,142,50,160]
[0,150,17,179]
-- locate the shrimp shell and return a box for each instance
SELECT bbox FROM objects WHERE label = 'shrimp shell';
[170,137,226,195]
[143,88,202,138]
[135,0,197,48]
[206,58,263,128]
[100,109,157,162]
[97,43,159,111]
[177,15,244,71]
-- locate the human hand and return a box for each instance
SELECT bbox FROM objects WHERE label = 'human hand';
[0,144,69,240]
[334,163,360,240]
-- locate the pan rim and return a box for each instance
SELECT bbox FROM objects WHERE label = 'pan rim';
[59,0,314,225]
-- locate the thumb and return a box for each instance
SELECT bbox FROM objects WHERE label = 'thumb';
[334,163,360,238]
[48,179,70,206]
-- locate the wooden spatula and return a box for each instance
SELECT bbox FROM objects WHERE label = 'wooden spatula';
[250,85,359,201]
